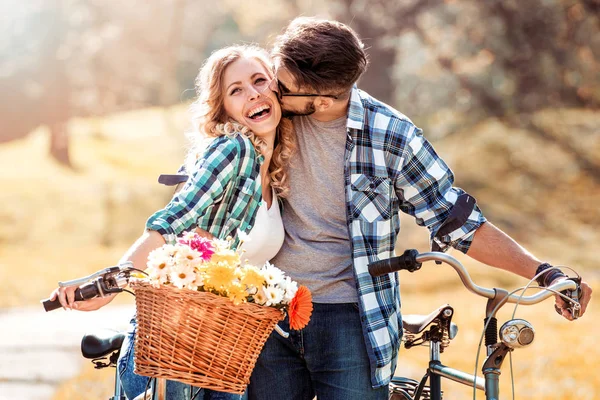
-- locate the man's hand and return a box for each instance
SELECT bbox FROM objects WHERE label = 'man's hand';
[552,277,592,321]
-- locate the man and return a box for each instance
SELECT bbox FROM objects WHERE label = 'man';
[247,17,592,400]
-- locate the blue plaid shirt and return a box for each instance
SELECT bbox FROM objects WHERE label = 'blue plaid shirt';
[146,133,264,247]
[345,87,486,387]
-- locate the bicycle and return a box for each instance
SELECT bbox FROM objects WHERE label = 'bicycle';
[41,262,284,400]
[374,250,582,400]
[41,252,582,400]
[41,262,169,400]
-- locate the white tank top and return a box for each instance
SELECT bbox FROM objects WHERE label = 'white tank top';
[239,187,284,266]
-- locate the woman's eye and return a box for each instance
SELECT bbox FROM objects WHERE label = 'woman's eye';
[255,77,267,84]
[230,88,241,95]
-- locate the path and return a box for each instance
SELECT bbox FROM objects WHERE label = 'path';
[0,304,134,400]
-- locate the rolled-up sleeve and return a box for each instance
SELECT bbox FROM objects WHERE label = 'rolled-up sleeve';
[146,137,238,244]
[394,125,486,254]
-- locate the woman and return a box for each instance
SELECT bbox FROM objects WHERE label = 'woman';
[48,45,294,399]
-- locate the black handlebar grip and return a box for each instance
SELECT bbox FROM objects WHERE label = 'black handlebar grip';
[41,281,100,312]
[41,297,64,312]
[368,249,422,277]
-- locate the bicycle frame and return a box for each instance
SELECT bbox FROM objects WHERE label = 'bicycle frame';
[386,252,579,400]
[111,366,126,400]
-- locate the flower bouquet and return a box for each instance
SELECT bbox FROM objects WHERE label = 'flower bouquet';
[130,231,312,394]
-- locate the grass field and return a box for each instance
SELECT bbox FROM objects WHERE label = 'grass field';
[1,105,596,400]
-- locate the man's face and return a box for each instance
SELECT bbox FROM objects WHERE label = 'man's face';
[272,64,317,118]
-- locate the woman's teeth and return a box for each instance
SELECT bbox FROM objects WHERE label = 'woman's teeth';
[247,104,271,119]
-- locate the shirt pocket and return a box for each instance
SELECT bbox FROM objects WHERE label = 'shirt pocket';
[224,176,258,232]
[350,174,393,223]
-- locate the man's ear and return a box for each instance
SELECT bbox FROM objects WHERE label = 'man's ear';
[314,97,335,112]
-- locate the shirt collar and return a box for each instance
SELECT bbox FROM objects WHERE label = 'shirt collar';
[346,85,365,131]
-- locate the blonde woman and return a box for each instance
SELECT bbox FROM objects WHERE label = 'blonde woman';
[49,45,294,399]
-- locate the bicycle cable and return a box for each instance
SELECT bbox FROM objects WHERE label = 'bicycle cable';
[471,286,536,400]
[511,266,580,320]
[504,266,580,400]
[471,270,581,400]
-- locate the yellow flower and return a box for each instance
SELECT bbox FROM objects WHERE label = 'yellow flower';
[209,249,241,266]
[204,264,237,291]
[226,282,248,305]
[239,266,266,290]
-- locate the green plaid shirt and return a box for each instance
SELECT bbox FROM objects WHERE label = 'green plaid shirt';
[146,133,263,247]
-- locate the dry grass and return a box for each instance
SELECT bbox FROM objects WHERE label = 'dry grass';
[0,106,596,400]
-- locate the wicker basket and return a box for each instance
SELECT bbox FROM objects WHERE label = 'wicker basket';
[130,280,284,394]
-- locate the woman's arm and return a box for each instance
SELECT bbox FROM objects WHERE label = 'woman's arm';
[146,136,240,244]
[49,230,166,311]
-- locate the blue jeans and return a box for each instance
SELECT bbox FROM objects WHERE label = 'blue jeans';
[248,303,389,400]
[117,316,246,400]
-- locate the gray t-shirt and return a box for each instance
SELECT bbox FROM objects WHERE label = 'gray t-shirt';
[271,115,357,303]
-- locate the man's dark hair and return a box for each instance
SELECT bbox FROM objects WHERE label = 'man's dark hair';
[272,17,369,96]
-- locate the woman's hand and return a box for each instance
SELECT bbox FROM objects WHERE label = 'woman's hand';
[48,286,116,311]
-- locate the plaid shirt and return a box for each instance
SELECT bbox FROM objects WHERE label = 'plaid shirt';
[346,87,486,387]
[146,134,263,247]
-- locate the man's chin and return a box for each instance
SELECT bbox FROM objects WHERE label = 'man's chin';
[282,109,315,118]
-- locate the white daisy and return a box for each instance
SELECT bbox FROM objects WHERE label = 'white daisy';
[174,245,202,268]
[187,272,205,291]
[262,285,284,307]
[147,251,172,284]
[282,278,298,304]
[169,263,196,289]
[253,289,267,306]
[262,262,285,286]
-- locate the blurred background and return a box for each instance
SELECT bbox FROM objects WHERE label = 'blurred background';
[1,0,598,399]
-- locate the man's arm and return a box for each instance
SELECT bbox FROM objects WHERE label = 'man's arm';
[467,221,592,320]
[467,221,540,279]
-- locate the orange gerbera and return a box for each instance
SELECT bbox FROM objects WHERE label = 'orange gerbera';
[288,286,313,330]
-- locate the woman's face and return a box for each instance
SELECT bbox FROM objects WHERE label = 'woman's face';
[222,56,281,138]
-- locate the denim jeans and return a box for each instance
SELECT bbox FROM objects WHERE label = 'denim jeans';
[248,303,389,400]
[117,316,246,400]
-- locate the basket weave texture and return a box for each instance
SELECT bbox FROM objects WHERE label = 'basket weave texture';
[131,280,284,394]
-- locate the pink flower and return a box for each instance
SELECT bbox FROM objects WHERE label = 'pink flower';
[177,231,215,261]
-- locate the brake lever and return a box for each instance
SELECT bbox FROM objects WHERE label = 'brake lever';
[99,262,136,295]
[555,276,582,319]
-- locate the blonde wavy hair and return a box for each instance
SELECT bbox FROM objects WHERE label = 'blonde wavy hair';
[186,45,295,198]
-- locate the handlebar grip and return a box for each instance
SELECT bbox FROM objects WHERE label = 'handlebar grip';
[41,297,63,312]
[41,281,101,312]
[368,249,422,277]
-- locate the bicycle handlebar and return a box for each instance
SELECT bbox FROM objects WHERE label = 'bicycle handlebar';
[42,280,103,311]
[368,250,578,306]
[41,262,136,312]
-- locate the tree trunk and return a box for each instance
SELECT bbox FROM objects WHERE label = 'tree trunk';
[49,121,70,166]
[43,0,72,166]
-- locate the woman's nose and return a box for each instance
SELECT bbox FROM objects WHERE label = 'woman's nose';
[248,86,261,100]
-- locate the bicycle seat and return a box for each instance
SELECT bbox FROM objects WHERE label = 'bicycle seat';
[81,329,125,359]
[402,304,457,338]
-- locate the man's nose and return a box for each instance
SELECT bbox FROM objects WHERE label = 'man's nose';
[268,78,278,93]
